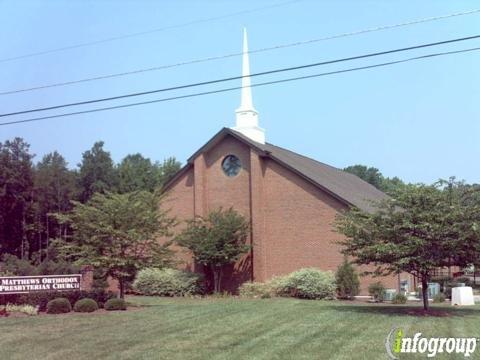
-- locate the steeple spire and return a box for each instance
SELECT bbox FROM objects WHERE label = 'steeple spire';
[233,28,265,144]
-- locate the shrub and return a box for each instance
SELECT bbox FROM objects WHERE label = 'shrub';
[273,268,336,300]
[104,298,126,311]
[335,260,360,299]
[0,289,116,311]
[433,293,446,303]
[391,294,407,304]
[454,277,472,287]
[84,289,117,308]
[0,254,80,276]
[73,298,98,313]
[35,259,80,276]
[368,282,386,302]
[133,268,203,297]
[46,298,72,314]
[5,304,38,316]
[239,282,272,298]
[0,254,37,275]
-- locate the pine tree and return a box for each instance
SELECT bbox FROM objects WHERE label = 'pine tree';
[335,258,360,299]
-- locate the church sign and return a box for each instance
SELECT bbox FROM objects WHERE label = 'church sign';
[0,274,82,294]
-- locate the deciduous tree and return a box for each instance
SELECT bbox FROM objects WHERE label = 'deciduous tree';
[335,179,480,311]
[175,208,250,293]
[0,138,34,258]
[59,191,176,298]
[33,151,77,258]
[77,141,116,202]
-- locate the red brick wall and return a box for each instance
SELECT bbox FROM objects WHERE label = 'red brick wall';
[163,134,398,294]
[261,158,397,293]
[160,167,195,270]
[202,137,253,291]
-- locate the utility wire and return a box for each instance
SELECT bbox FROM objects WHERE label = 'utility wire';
[1,34,479,118]
[2,8,479,95]
[1,46,478,127]
[0,0,302,64]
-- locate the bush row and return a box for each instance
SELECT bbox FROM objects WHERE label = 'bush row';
[133,268,204,296]
[240,268,337,300]
[0,289,116,312]
[46,297,126,314]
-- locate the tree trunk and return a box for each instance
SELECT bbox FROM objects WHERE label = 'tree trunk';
[45,214,49,260]
[212,266,222,293]
[421,275,429,311]
[119,279,125,299]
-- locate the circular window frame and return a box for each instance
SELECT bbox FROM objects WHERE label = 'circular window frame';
[221,154,242,177]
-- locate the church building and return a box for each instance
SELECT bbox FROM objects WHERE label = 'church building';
[162,30,399,294]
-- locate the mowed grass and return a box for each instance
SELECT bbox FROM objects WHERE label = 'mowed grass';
[0,296,479,360]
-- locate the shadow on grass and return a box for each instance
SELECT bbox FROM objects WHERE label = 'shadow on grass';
[323,302,479,317]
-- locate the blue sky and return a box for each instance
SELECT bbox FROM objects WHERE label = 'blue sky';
[1,0,479,184]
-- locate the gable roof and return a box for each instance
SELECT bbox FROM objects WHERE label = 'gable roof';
[164,128,388,213]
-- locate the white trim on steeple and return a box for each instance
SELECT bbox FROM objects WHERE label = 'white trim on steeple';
[233,28,266,144]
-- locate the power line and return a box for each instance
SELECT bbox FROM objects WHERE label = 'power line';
[1,46,478,127]
[1,34,479,118]
[0,0,302,64]
[2,8,479,96]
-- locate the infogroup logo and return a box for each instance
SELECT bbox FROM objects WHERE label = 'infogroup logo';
[385,328,478,359]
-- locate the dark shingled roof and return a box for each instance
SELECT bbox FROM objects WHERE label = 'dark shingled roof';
[165,128,388,213]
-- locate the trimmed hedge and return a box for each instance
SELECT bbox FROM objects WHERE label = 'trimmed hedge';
[104,298,126,311]
[392,294,407,304]
[73,298,98,313]
[0,289,116,312]
[133,268,203,297]
[273,268,336,300]
[368,282,386,302]
[46,298,71,314]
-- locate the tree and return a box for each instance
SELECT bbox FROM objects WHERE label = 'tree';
[344,165,383,190]
[59,191,176,298]
[33,151,77,259]
[335,258,360,299]
[0,138,35,258]
[116,154,181,193]
[343,164,406,195]
[77,141,116,202]
[335,180,480,311]
[175,208,250,293]
[157,157,181,188]
[117,154,159,193]
[380,176,406,195]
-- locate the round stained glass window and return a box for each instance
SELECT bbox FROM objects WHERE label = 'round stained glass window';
[222,155,241,177]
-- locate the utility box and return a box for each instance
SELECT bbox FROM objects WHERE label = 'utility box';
[427,283,440,298]
[451,287,475,306]
[384,289,397,301]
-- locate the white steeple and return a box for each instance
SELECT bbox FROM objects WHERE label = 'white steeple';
[233,28,266,144]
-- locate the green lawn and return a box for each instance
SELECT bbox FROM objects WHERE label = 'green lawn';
[0,296,479,360]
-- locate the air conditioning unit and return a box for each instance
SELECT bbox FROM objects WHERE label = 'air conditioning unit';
[384,289,397,301]
[427,283,441,298]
